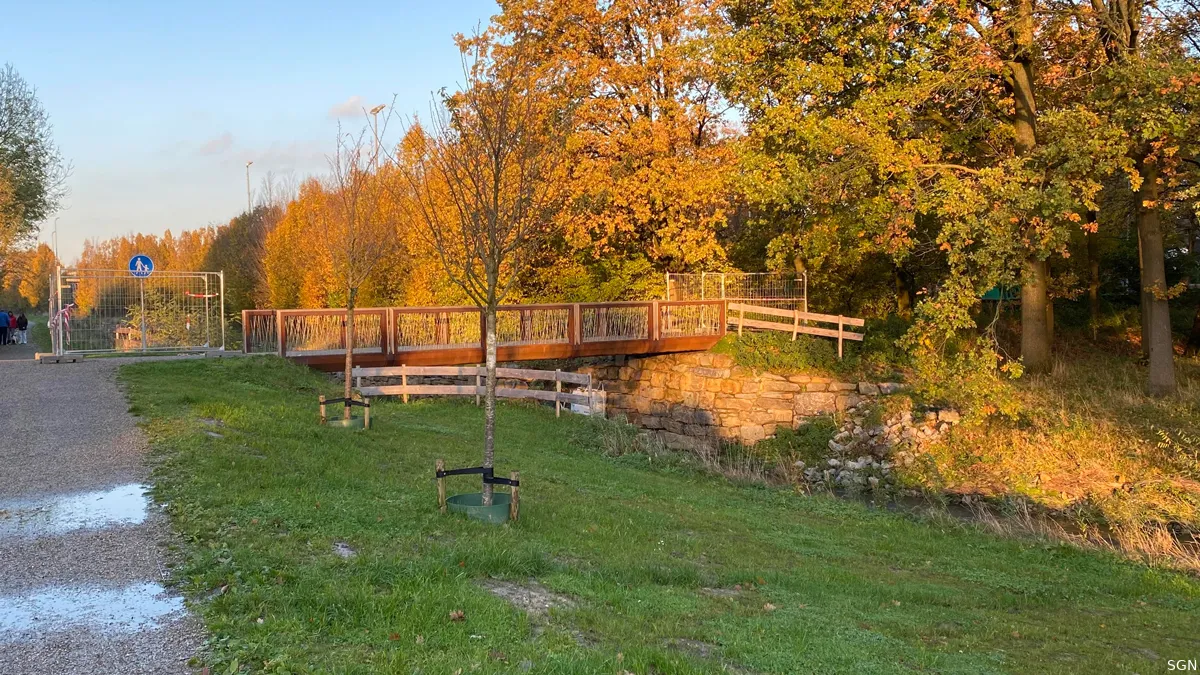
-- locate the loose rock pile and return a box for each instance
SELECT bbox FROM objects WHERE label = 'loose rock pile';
[800,403,962,491]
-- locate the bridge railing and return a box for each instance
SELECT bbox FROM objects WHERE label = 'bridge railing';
[243,309,278,353]
[580,302,652,342]
[394,306,479,352]
[242,300,726,359]
[278,308,388,357]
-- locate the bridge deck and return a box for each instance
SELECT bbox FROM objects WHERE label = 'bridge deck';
[243,301,726,370]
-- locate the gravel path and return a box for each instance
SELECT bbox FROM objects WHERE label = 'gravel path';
[0,357,203,674]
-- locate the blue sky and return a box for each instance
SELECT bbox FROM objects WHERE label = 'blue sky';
[6,0,499,262]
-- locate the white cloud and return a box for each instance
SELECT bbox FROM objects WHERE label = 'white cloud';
[225,140,328,172]
[196,132,234,156]
[327,95,365,119]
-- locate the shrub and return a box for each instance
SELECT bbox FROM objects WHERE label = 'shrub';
[753,416,838,468]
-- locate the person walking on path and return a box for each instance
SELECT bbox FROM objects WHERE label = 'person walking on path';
[0,309,9,346]
[7,312,16,345]
[16,312,28,344]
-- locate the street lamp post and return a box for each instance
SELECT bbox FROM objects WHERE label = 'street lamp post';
[245,161,254,212]
[52,217,59,261]
[369,104,386,168]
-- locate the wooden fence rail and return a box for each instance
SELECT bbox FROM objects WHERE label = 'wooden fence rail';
[352,365,604,417]
[727,302,866,359]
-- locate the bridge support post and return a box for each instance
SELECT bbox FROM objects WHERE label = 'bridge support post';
[276,311,285,357]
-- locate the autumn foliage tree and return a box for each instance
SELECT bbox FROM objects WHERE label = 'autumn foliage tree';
[469,0,735,300]
[395,37,569,505]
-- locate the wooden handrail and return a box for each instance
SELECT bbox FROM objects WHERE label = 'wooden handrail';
[727,302,865,327]
[726,302,866,359]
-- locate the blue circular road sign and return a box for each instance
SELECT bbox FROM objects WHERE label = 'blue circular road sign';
[129,255,154,278]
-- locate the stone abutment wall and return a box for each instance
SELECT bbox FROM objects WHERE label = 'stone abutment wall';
[578,352,900,451]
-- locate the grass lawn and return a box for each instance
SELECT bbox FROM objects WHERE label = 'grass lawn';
[29,313,51,352]
[123,357,1200,674]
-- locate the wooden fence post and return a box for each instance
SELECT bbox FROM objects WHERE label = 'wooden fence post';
[475,364,482,406]
[650,301,660,341]
[737,306,745,336]
[363,397,371,429]
[555,369,562,418]
[276,311,286,357]
[837,316,844,359]
[791,307,800,341]
[509,471,520,522]
[319,395,327,425]
[436,459,447,513]
[402,363,409,404]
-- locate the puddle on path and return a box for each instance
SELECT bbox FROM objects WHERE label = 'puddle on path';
[0,582,184,639]
[0,484,149,537]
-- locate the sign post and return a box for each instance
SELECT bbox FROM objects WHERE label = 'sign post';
[129,255,154,352]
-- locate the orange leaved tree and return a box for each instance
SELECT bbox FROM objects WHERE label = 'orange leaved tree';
[395,38,569,504]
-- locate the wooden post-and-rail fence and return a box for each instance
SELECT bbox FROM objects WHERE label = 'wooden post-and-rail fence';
[727,302,866,359]
[352,364,605,416]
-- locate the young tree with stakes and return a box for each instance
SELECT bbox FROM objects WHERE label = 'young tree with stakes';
[395,38,568,506]
[318,124,397,420]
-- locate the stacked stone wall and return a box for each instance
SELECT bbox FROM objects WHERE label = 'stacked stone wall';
[578,353,901,450]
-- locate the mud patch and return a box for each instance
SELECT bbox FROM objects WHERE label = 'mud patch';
[0,484,149,538]
[0,581,185,639]
[667,638,719,659]
[479,578,575,618]
[332,542,357,558]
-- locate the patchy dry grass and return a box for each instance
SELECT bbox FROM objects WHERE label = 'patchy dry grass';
[901,349,1200,570]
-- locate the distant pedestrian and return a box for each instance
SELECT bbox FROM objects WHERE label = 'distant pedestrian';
[16,313,28,345]
[6,312,15,345]
[0,309,8,345]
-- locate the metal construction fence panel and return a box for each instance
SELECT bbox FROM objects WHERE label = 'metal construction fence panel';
[665,272,808,312]
[51,267,225,354]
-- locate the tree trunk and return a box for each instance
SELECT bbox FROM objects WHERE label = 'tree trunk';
[1138,231,1150,360]
[1087,214,1100,339]
[1021,258,1052,374]
[1008,0,1051,374]
[344,287,356,420]
[1046,298,1054,347]
[894,266,913,317]
[482,307,498,506]
[1186,303,1200,357]
[1136,158,1177,396]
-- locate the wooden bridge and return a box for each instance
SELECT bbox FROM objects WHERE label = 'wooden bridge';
[242,301,727,370]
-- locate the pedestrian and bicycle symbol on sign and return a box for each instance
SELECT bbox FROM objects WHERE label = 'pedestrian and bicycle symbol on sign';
[129,255,154,278]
